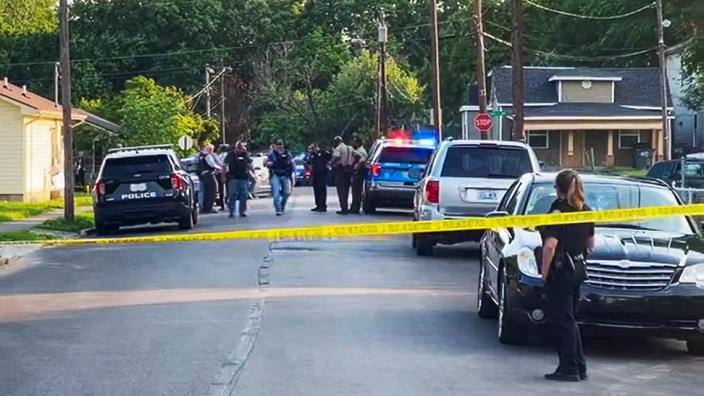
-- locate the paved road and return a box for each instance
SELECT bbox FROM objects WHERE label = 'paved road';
[0,188,702,395]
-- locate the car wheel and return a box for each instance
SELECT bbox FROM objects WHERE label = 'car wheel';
[179,210,194,230]
[687,340,704,356]
[95,222,116,236]
[497,271,528,345]
[415,236,434,256]
[477,258,498,319]
[362,197,376,214]
[191,203,199,226]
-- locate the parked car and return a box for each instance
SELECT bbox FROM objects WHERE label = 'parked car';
[92,145,198,235]
[362,139,435,214]
[180,157,201,200]
[477,173,704,355]
[412,140,540,256]
[251,156,271,196]
[294,154,312,186]
[647,156,704,188]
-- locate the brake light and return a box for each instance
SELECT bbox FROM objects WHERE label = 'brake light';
[171,174,185,191]
[425,180,439,204]
[371,163,382,177]
[94,179,105,196]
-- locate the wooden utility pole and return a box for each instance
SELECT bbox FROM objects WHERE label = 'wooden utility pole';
[374,55,382,139]
[429,0,443,138]
[656,0,670,160]
[379,12,388,137]
[59,0,74,221]
[474,0,488,140]
[205,65,212,118]
[511,0,525,141]
[220,66,226,145]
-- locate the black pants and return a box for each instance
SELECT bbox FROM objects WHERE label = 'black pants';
[312,172,328,209]
[201,172,217,213]
[215,173,225,210]
[545,281,586,375]
[350,171,364,213]
[334,167,352,212]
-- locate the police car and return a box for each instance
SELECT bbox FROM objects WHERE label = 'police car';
[92,145,198,235]
[362,131,438,213]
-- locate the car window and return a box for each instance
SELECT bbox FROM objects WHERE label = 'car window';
[683,161,704,178]
[377,147,433,164]
[497,180,520,211]
[101,155,173,179]
[440,146,533,178]
[525,182,693,234]
[647,162,670,179]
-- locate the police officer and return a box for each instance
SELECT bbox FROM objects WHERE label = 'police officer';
[540,169,594,382]
[307,143,332,212]
[349,137,367,214]
[329,136,354,215]
[224,142,252,218]
[266,139,295,216]
[198,144,221,214]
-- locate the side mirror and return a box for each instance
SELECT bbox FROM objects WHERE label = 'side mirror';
[486,210,509,218]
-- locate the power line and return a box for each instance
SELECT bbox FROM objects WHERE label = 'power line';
[524,0,656,20]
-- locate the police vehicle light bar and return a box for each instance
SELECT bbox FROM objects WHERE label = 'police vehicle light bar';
[108,144,174,153]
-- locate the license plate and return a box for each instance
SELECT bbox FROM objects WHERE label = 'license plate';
[130,183,147,192]
[478,190,498,200]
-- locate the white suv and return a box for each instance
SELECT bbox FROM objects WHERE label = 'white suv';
[412,139,541,256]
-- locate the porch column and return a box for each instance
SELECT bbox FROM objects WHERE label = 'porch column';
[657,128,665,161]
[568,131,574,156]
[606,130,615,167]
[651,130,659,165]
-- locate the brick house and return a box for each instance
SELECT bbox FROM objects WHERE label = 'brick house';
[460,66,673,169]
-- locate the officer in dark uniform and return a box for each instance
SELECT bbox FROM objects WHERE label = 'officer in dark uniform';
[307,143,332,212]
[198,144,220,213]
[540,169,594,382]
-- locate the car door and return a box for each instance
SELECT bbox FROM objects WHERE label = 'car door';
[483,180,521,295]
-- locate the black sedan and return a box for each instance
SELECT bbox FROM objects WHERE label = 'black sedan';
[477,173,704,355]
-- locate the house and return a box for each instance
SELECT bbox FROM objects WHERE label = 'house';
[460,66,673,169]
[0,78,118,202]
[666,43,704,154]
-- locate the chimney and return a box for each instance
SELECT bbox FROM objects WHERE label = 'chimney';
[2,77,7,89]
[22,85,27,96]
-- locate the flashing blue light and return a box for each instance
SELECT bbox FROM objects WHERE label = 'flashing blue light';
[412,129,439,146]
[417,138,436,146]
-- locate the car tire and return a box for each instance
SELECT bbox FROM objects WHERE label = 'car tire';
[95,222,116,236]
[477,258,499,319]
[415,236,434,256]
[687,340,704,356]
[179,210,194,230]
[497,270,529,345]
[362,197,376,214]
[191,203,199,226]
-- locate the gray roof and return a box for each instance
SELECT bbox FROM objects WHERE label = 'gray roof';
[525,103,661,118]
[74,109,121,133]
[490,66,669,107]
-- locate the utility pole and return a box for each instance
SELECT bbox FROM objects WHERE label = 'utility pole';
[474,0,488,140]
[656,0,670,160]
[429,0,443,139]
[378,11,388,138]
[511,0,525,141]
[54,62,60,107]
[374,54,382,139]
[205,65,212,118]
[220,66,226,145]
[59,0,74,221]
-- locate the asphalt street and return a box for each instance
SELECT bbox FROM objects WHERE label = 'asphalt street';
[0,188,702,396]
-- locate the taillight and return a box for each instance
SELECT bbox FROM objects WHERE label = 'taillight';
[425,180,439,204]
[371,163,382,177]
[94,179,105,196]
[171,174,185,191]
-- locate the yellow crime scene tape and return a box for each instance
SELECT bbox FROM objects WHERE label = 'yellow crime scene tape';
[12,203,704,246]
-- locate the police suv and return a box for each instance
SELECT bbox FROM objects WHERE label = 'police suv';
[93,145,198,235]
[362,133,437,213]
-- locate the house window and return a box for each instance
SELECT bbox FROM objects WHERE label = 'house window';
[527,131,549,149]
[618,131,641,149]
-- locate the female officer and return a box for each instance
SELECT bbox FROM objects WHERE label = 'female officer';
[540,169,595,382]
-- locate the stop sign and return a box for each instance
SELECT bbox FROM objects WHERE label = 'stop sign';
[474,113,492,132]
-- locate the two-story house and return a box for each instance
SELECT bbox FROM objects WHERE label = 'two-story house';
[460,66,673,169]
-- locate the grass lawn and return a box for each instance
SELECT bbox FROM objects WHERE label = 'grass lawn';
[0,230,55,242]
[37,213,95,233]
[0,193,93,223]
[595,167,648,178]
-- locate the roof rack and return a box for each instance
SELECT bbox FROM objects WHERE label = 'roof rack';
[108,144,174,153]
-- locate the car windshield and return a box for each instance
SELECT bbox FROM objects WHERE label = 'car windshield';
[441,146,533,178]
[378,146,433,164]
[102,155,172,178]
[525,182,694,234]
[683,161,704,179]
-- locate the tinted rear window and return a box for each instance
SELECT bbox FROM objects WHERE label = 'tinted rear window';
[378,147,433,164]
[441,146,533,178]
[102,155,173,178]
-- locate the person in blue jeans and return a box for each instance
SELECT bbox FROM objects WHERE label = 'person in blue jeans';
[267,140,295,216]
[224,142,252,218]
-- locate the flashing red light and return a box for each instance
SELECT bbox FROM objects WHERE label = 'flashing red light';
[171,173,185,191]
[371,163,382,177]
[94,179,105,196]
[425,180,439,204]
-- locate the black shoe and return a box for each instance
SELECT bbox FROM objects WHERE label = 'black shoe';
[336,210,348,215]
[544,372,580,382]
[240,213,247,218]
[579,372,588,381]
[228,213,234,218]
[276,212,283,216]
[311,207,320,212]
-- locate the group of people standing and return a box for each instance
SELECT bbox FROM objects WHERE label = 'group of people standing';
[307,136,367,215]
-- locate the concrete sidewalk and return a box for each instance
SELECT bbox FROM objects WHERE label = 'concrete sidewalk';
[0,209,66,233]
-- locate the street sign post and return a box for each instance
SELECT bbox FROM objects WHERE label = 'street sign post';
[178,135,194,151]
[474,113,492,132]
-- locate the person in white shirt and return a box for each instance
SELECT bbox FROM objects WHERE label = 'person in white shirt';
[349,137,368,214]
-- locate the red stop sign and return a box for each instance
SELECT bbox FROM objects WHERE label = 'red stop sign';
[474,113,492,132]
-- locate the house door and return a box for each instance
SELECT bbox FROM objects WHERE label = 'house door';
[585,131,609,167]
[561,131,584,168]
